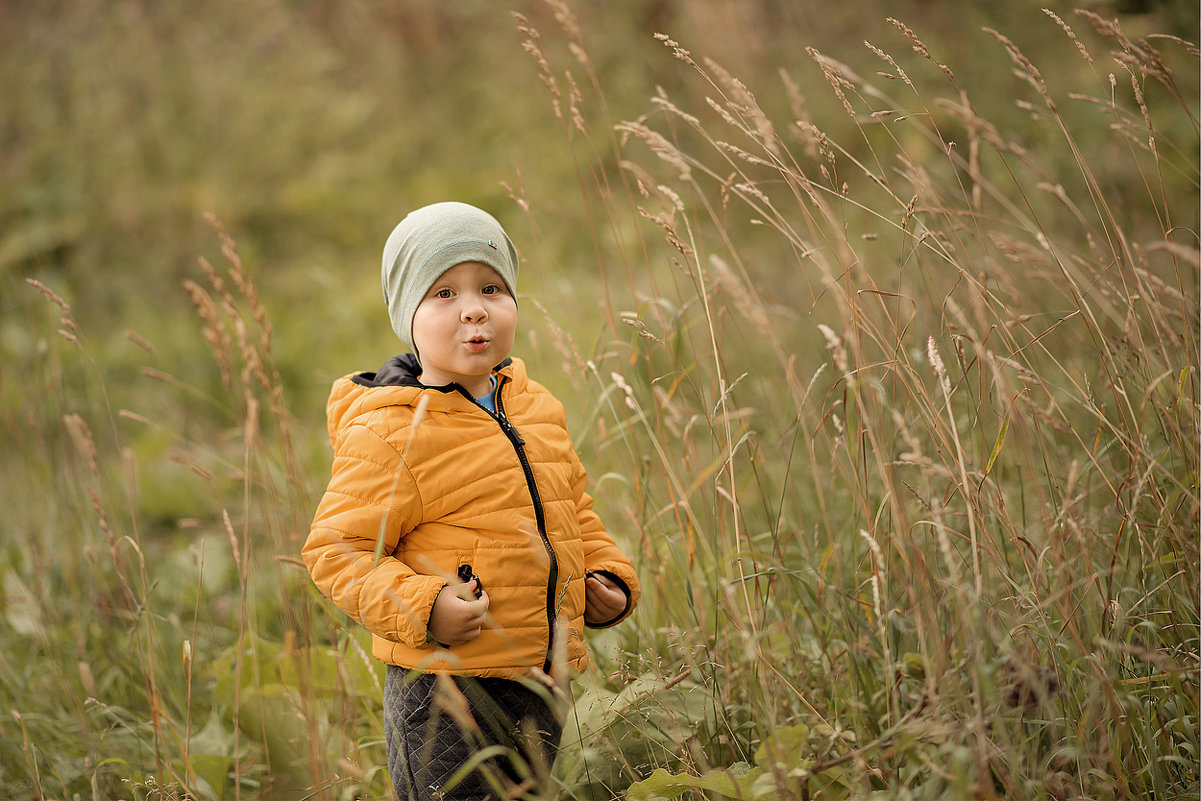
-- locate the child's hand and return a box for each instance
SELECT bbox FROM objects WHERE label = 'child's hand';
[428,579,489,646]
[584,571,628,626]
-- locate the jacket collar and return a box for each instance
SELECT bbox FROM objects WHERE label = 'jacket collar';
[351,353,515,390]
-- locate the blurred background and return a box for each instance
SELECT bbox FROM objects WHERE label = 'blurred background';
[1,1,1197,800]
[4,0,1194,410]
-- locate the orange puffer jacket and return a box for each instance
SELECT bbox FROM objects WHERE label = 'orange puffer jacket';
[303,355,639,680]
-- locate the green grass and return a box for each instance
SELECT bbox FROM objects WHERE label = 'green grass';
[1,2,1198,800]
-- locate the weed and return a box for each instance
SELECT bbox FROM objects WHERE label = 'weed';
[1,3,1197,800]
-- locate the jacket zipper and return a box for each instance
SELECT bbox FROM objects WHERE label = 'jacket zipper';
[457,378,561,674]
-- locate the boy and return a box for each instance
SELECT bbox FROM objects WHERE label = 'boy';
[303,201,640,800]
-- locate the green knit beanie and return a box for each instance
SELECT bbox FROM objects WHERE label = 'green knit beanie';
[381,202,519,355]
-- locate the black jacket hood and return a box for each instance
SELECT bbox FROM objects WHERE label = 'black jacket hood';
[350,353,513,390]
[352,353,423,388]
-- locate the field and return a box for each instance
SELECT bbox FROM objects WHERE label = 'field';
[1,1,1198,799]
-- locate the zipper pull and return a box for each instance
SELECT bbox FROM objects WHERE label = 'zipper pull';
[493,381,525,445]
[497,409,525,446]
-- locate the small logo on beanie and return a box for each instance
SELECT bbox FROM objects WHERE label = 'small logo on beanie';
[487,240,497,249]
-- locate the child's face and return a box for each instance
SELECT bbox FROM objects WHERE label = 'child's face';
[412,261,517,397]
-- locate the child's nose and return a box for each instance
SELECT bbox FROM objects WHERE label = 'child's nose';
[460,295,487,322]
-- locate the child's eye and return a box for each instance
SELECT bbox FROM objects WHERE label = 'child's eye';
[435,288,454,299]
[482,284,502,295]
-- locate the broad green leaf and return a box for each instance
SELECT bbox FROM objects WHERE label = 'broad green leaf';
[625,762,771,801]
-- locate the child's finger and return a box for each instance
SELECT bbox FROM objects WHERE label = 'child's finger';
[587,572,618,592]
[586,575,620,602]
[467,596,488,619]
[454,578,482,602]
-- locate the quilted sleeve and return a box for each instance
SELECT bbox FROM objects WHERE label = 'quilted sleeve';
[572,452,641,628]
[302,420,446,648]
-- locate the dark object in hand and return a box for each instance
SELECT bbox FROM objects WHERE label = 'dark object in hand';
[457,564,484,599]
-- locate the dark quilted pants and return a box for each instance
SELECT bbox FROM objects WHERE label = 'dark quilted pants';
[384,668,563,800]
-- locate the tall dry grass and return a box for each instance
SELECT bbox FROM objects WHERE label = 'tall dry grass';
[4,3,1197,801]
[512,5,1198,800]
[12,214,394,799]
